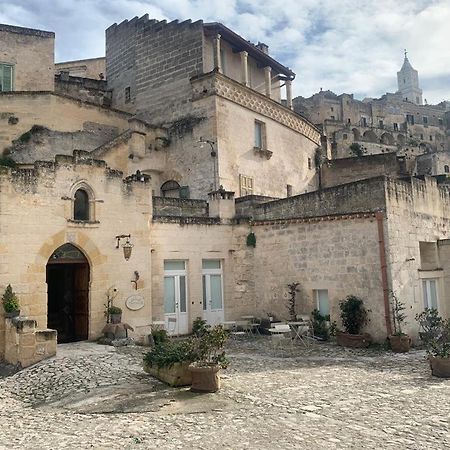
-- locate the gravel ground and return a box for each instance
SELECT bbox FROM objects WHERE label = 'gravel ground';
[0,337,449,449]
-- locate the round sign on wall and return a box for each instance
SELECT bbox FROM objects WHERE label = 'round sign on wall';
[126,295,145,311]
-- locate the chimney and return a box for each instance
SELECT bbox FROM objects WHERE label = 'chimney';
[256,42,269,55]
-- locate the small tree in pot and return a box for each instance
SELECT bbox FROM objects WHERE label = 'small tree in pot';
[336,295,371,348]
[389,293,411,352]
[189,324,229,393]
[416,308,450,378]
[2,284,20,318]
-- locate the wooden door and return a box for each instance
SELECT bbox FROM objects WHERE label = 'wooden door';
[73,263,89,340]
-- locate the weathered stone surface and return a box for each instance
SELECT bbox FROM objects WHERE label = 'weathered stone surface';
[0,339,449,449]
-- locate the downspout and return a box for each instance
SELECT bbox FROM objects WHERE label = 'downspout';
[376,211,392,336]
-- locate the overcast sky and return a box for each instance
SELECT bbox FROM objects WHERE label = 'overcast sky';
[1,0,449,104]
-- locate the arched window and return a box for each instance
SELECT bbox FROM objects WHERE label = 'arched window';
[161,180,180,198]
[74,189,90,221]
[445,165,449,174]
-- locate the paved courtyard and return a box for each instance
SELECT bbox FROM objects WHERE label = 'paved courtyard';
[0,338,449,449]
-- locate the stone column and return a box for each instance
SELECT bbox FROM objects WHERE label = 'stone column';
[240,51,249,86]
[286,79,293,109]
[264,66,272,98]
[213,34,222,73]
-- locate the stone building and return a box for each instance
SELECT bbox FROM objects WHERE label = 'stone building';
[1,18,450,366]
[294,54,450,172]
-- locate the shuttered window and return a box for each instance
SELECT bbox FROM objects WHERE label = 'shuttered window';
[239,174,254,196]
[0,64,14,92]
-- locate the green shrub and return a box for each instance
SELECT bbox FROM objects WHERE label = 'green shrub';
[151,327,169,346]
[144,339,196,368]
[311,309,330,340]
[108,306,122,315]
[2,284,19,313]
[339,295,368,335]
[192,317,209,337]
[416,308,450,357]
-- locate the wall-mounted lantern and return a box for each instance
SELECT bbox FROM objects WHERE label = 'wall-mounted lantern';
[116,234,133,261]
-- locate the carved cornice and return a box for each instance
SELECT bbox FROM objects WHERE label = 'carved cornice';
[191,72,321,145]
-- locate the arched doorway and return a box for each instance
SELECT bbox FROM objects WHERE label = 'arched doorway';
[46,243,90,343]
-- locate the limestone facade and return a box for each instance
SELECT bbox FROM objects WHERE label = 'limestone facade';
[55,57,106,80]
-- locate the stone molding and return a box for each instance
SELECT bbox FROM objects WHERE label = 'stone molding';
[191,72,321,145]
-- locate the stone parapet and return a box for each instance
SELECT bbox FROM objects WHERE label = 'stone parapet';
[153,197,209,217]
[4,317,57,368]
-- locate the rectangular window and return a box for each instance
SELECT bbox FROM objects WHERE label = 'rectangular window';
[239,174,254,196]
[423,279,438,310]
[315,289,329,317]
[164,260,186,271]
[343,133,348,140]
[286,184,292,197]
[379,120,384,128]
[0,64,14,92]
[361,117,367,127]
[330,115,335,120]
[430,135,433,142]
[393,123,399,131]
[254,120,266,149]
[423,116,428,125]
[439,118,443,126]
[124,86,131,103]
[406,114,415,125]
[202,260,223,311]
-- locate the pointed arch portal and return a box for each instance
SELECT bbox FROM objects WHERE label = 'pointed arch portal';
[46,243,90,343]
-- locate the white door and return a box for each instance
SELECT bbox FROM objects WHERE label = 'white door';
[202,260,224,326]
[164,261,188,335]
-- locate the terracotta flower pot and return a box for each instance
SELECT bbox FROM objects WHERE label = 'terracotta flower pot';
[189,364,221,393]
[389,334,411,353]
[429,356,450,378]
[336,331,372,348]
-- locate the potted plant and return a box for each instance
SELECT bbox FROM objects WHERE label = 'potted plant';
[389,293,411,353]
[2,284,20,318]
[311,309,331,341]
[416,308,450,378]
[143,339,196,387]
[189,324,229,393]
[336,295,371,348]
[108,306,122,324]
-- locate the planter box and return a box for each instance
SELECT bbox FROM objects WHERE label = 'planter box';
[389,334,411,353]
[336,331,371,348]
[189,364,221,393]
[143,361,192,387]
[429,356,450,378]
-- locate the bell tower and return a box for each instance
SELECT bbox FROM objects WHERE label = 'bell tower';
[397,50,423,105]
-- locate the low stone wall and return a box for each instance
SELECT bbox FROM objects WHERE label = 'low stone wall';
[153,196,209,217]
[250,177,387,220]
[4,317,56,368]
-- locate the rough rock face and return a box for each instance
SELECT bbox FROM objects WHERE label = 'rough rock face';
[6,122,119,164]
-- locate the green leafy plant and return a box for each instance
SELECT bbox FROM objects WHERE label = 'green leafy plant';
[2,284,19,313]
[349,142,365,157]
[416,308,450,357]
[339,295,368,335]
[391,292,407,336]
[150,326,169,346]
[246,232,256,248]
[108,306,122,315]
[144,339,197,368]
[192,317,209,337]
[311,309,330,340]
[191,325,229,368]
[286,282,300,321]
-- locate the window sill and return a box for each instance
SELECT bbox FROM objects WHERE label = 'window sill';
[253,147,273,160]
[67,219,100,228]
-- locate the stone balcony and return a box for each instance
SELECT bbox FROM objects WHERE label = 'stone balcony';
[190,71,321,145]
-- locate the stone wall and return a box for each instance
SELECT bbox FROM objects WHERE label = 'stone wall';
[0,92,130,153]
[106,16,204,120]
[0,24,54,91]
[249,177,387,220]
[383,176,450,339]
[321,153,406,188]
[0,154,152,357]
[55,75,111,106]
[252,214,386,340]
[4,318,56,368]
[153,197,208,217]
[55,57,106,79]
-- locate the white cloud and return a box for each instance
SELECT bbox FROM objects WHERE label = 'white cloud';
[1,0,449,103]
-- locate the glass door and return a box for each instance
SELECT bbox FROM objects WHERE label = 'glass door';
[164,261,188,335]
[202,260,224,326]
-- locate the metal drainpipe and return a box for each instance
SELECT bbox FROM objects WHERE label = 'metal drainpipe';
[376,211,393,336]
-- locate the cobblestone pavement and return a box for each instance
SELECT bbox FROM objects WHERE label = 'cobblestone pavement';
[0,338,449,449]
